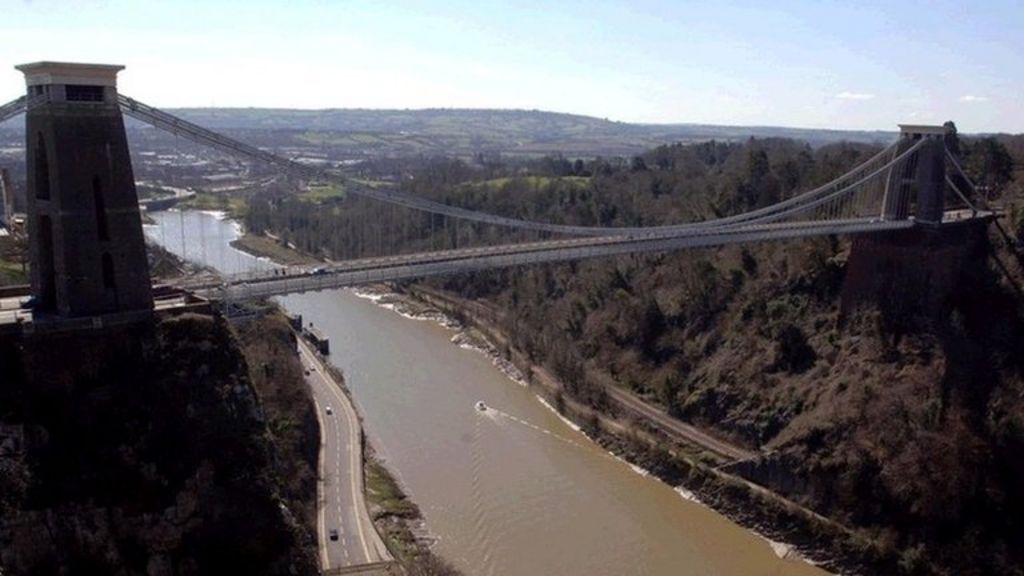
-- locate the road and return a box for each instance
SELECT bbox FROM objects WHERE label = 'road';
[296,337,391,570]
[602,382,757,462]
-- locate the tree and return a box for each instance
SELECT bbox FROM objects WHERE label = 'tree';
[739,148,780,209]
[572,158,587,176]
[773,323,816,373]
[638,296,666,358]
[943,120,961,156]
[656,373,683,416]
[965,137,1013,195]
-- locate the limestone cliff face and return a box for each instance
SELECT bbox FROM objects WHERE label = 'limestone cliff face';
[0,313,319,576]
[720,223,1022,575]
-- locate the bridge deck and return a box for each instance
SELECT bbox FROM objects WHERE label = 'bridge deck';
[196,217,943,301]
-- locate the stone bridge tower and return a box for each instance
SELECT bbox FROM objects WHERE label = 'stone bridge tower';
[17,62,152,317]
[881,124,949,225]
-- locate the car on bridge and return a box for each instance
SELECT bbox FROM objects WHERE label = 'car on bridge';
[329,528,339,541]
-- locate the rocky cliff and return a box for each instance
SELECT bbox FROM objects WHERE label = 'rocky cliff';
[0,313,319,575]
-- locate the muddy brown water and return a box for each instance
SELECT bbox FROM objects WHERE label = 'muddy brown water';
[147,211,829,576]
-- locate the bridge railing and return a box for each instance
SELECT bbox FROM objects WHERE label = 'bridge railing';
[0,96,26,124]
[0,94,54,124]
[203,218,916,301]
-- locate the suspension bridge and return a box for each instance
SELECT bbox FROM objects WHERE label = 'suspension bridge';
[0,63,996,311]
[0,61,1009,576]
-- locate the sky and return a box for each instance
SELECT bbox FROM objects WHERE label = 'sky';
[2,0,1022,132]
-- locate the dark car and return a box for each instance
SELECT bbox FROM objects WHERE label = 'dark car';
[329,528,339,541]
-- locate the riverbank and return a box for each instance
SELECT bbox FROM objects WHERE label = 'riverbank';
[180,191,248,219]
[230,232,320,266]
[364,449,461,575]
[312,328,463,576]
[395,284,902,576]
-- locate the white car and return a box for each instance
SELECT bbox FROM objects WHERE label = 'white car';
[326,406,333,415]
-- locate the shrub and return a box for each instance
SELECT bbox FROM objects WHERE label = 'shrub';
[773,323,816,373]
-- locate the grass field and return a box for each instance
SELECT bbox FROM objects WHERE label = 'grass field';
[0,259,27,287]
[229,234,319,266]
[467,175,591,191]
[298,183,346,203]
[180,192,248,218]
[364,458,421,563]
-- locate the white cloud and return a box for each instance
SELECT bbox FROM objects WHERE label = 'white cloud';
[959,95,989,103]
[836,91,876,101]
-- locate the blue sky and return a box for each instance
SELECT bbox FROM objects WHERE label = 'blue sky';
[2,0,1021,132]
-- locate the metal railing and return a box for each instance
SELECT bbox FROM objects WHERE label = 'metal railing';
[0,96,26,124]
[194,217,917,301]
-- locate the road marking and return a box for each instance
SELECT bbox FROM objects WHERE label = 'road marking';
[341,387,374,563]
[311,394,330,571]
[300,341,377,564]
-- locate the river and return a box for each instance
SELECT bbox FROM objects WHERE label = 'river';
[145,210,829,576]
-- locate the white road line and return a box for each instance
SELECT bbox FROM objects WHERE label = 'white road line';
[341,387,374,563]
[300,341,376,564]
[311,394,330,571]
